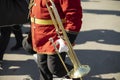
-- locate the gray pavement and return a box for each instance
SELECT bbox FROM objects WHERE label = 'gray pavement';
[0,0,120,80]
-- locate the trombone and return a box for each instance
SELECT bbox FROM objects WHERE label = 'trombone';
[46,0,90,80]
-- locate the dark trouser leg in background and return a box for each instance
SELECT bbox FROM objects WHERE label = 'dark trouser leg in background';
[11,25,23,50]
[0,27,11,60]
[12,25,23,46]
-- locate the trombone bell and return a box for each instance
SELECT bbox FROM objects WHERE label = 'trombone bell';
[68,65,90,78]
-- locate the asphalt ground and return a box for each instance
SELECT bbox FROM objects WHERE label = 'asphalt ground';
[0,0,120,80]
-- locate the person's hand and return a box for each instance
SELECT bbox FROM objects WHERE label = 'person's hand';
[56,38,68,53]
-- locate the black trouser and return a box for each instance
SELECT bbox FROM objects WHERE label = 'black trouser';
[37,53,67,80]
[0,27,11,60]
[11,25,23,46]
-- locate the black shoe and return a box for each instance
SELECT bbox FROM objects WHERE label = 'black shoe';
[11,45,22,51]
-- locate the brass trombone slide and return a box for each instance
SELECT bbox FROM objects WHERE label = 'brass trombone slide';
[46,0,90,79]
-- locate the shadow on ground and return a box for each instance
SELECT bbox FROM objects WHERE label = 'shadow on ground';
[72,50,120,80]
[76,29,120,45]
[0,59,40,80]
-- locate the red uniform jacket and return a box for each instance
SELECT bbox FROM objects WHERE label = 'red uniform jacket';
[30,0,82,54]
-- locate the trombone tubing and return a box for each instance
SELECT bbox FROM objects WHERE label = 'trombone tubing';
[48,0,81,68]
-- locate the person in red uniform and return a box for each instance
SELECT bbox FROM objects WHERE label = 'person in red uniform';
[30,0,83,80]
